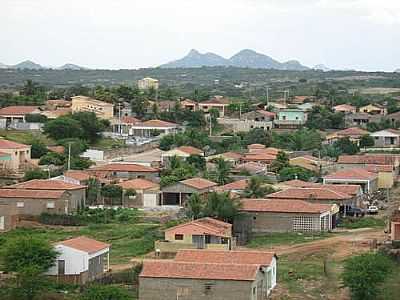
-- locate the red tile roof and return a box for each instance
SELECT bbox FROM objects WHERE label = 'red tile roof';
[283,179,320,188]
[7,179,85,190]
[217,179,248,191]
[58,236,110,254]
[180,177,217,190]
[267,187,351,200]
[242,153,276,162]
[0,139,30,149]
[64,170,91,181]
[140,260,259,281]
[121,116,140,124]
[283,180,361,196]
[240,199,332,214]
[333,104,356,111]
[90,163,158,173]
[257,110,276,118]
[247,144,266,150]
[0,106,39,116]
[365,164,393,173]
[338,155,397,165]
[175,249,275,266]
[176,146,203,156]
[47,146,65,154]
[324,168,378,181]
[166,217,231,237]
[221,151,243,160]
[118,178,159,190]
[0,189,66,199]
[234,162,266,173]
[139,119,178,128]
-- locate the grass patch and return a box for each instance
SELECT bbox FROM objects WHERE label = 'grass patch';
[0,129,54,146]
[247,232,333,248]
[338,217,386,229]
[92,138,125,150]
[0,222,161,265]
[378,260,400,300]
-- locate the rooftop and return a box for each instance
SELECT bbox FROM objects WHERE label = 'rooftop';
[118,178,159,190]
[138,119,178,128]
[324,168,378,181]
[0,139,30,149]
[64,170,91,181]
[166,217,231,237]
[90,163,158,173]
[337,154,398,165]
[0,189,66,199]
[58,236,110,254]
[267,187,351,200]
[217,179,248,191]
[180,177,217,190]
[240,198,332,214]
[7,179,85,190]
[176,146,203,156]
[0,106,39,116]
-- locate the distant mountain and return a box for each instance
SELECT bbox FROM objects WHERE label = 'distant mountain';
[0,62,8,69]
[395,69,400,73]
[313,64,331,72]
[58,63,87,70]
[12,60,44,70]
[160,49,310,70]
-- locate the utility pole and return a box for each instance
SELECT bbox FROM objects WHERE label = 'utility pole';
[209,115,212,137]
[266,86,270,106]
[67,142,72,170]
[118,102,122,136]
[239,102,242,120]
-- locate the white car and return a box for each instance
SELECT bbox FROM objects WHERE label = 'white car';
[367,206,379,214]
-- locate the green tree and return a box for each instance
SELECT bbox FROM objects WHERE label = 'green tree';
[272,129,322,151]
[186,193,203,219]
[71,111,108,143]
[244,177,275,198]
[81,285,131,300]
[87,177,100,205]
[270,151,289,172]
[334,137,359,155]
[242,128,271,146]
[30,140,48,159]
[211,158,232,185]
[359,135,375,148]
[279,166,315,181]
[203,192,241,223]
[25,114,47,123]
[24,168,48,181]
[187,154,206,171]
[11,265,49,300]
[69,157,94,170]
[39,152,65,166]
[101,184,123,205]
[342,252,393,300]
[43,117,83,140]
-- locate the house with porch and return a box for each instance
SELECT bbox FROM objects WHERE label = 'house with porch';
[0,139,32,170]
[181,99,197,111]
[88,163,159,180]
[0,106,41,127]
[126,119,182,137]
[198,96,230,117]
[118,178,160,207]
[139,249,277,300]
[325,127,369,145]
[46,236,110,284]
[274,109,306,129]
[323,168,378,193]
[359,103,387,115]
[161,177,217,206]
[370,129,400,148]
[155,217,233,257]
[345,112,380,128]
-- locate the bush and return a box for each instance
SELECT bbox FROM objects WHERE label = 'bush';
[39,152,65,166]
[338,217,385,229]
[24,169,48,181]
[81,285,131,300]
[38,213,86,226]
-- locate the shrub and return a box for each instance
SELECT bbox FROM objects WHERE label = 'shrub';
[38,213,86,226]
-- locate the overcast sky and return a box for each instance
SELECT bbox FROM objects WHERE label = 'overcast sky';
[1,0,399,71]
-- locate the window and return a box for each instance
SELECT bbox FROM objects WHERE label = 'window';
[203,283,215,295]
[175,234,184,240]
[47,201,55,209]
[293,215,315,232]
[17,202,24,208]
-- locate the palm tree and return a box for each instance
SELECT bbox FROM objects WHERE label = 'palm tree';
[213,158,232,185]
[203,192,241,223]
[186,193,203,220]
[244,177,275,198]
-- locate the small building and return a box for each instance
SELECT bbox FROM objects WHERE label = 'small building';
[0,139,32,170]
[325,127,369,145]
[366,165,396,189]
[233,162,268,176]
[181,99,197,111]
[221,110,275,132]
[139,249,277,300]
[323,168,378,193]
[216,179,249,194]
[359,104,387,115]
[390,210,400,245]
[118,178,160,207]
[138,77,159,90]
[127,119,182,138]
[333,104,356,114]
[6,179,87,211]
[274,109,306,129]
[63,170,91,185]
[345,113,380,128]
[161,177,217,206]
[198,96,230,117]
[0,202,18,232]
[236,199,335,236]
[0,106,41,126]
[71,96,114,120]
[89,163,159,180]
[161,146,204,165]
[289,155,333,173]
[46,236,110,284]
[123,148,165,168]
[155,218,233,256]
[370,129,400,148]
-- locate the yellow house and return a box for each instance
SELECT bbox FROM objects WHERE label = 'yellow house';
[155,217,234,256]
[359,104,387,116]
[71,96,114,120]
[0,139,31,170]
[138,77,159,90]
[366,165,395,189]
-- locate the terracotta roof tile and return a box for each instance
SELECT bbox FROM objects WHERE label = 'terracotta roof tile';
[7,179,85,190]
[64,170,91,181]
[0,139,30,149]
[139,119,178,128]
[338,154,397,165]
[118,178,159,190]
[267,187,351,200]
[176,146,203,156]
[140,260,259,281]
[240,199,332,214]
[282,180,361,196]
[175,249,275,266]
[217,179,248,191]
[47,146,65,154]
[0,106,39,116]
[180,177,217,190]
[247,144,266,149]
[90,163,158,173]
[0,189,66,199]
[324,168,378,181]
[166,217,231,237]
[333,104,356,111]
[365,164,393,173]
[121,116,140,124]
[234,162,266,173]
[221,152,243,160]
[58,236,110,254]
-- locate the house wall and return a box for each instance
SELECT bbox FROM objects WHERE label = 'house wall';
[218,118,273,132]
[376,171,394,189]
[391,221,400,241]
[139,277,255,300]
[0,203,18,232]
[0,194,71,216]
[0,146,31,170]
[71,96,114,120]
[372,135,400,148]
[113,171,159,180]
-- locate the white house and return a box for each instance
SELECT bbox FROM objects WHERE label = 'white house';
[47,236,110,284]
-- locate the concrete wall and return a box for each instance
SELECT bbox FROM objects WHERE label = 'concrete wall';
[0,203,18,232]
[139,277,255,300]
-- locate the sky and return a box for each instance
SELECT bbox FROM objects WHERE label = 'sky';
[1,0,399,71]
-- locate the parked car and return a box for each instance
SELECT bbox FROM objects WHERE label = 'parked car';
[346,207,365,217]
[367,206,379,215]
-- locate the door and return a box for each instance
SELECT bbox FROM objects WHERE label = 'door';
[0,216,4,230]
[58,260,65,275]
